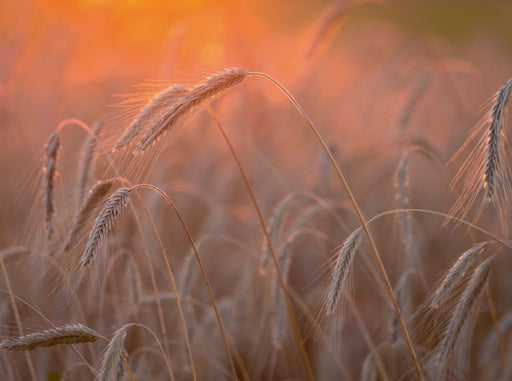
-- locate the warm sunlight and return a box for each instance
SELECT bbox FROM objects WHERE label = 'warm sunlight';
[2,0,512,380]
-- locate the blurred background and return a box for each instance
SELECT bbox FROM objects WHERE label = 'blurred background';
[2,1,512,379]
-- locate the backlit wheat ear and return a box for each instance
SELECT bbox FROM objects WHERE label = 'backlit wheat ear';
[81,187,133,267]
[99,324,133,381]
[395,154,413,256]
[484,79,512,200]
[137,68,248,152]
[43,131,60,239]
[260,193,296,272]
[77,120,103,208]
[116,85,189,150]
[1,324,98,351]
[449,79,512,228]
[436,257,493,371]
[326,227,362,316]
[64,179,115,252]
[431,242,488,308]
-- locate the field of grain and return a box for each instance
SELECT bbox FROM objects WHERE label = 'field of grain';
[2,1,512,380]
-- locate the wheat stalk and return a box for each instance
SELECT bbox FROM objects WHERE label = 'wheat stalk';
[260,193,296,271]
[431,242,488,308]
[437,257,493,370]
[1,324,98,351]
[81,187,132,267]
[484,79,512,200]
[116,85,189,150]
[43,131,60,239]
[326,227,362,315]
[99,324,134,381]
[77,120,103,208]
[65,179,115,252]
[137,68,248,152]
[449,78,512,229]
[395,153,413,256]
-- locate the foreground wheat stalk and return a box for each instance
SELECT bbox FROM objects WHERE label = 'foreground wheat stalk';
[1,324,98,351]
[136,68,248,152]
[436,257,493,377]
[81,187,132,267]
[43,131,60,239]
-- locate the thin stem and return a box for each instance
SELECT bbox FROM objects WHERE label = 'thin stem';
[366,208,512,251]
[113,178,175,381]
[56,118,95,136]
[132,184,237,380]
[132,187,197,381]
[204,104,314,380]
[0,257,37,381]
[248,71,423,380]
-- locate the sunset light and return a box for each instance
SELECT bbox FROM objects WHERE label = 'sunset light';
[2,0,512,380]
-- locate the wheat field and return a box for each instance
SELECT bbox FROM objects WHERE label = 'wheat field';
[2,0,512,380]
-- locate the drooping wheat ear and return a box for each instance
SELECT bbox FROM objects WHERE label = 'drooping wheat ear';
[1,324,98,351]
[43,131,60,239]
[395,153,413,256]
[431,242,488,308]
[116,85,189,150]
[437,257,493,369]
[260,193,296,272]
[81,187,132,267]
[137,68,248,152]
[99,324,134,381]
[64,179,115,252]
[326,227,362,316]
[77,120,103,208]
[484,79,512,200]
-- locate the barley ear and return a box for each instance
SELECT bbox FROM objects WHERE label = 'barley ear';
[1,324,98,351]
[431,242,488,308]
[81,187,132,267]
[99,324,134,381]
[116,85,189,150]
[326,227,362,315]
[43,131,60,239]
[484,79,512,200]
[64,179,114,252]
[436,257,493,372]
[137,68,248,152]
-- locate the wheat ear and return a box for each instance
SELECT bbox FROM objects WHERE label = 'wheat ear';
[77,120,103,208]
[437,257,493,368]
[99,324,134,381]
[137,68,247,151]
[116,85,188,150]
[43,131,60,239]
[395,153,413,256]
[326,227,362,315]
[64,179,114,252]
[260,193,296,271]
[431,242,488,308]
[484,79,512,200]
[81,187,132,267]
[1,324,98,351]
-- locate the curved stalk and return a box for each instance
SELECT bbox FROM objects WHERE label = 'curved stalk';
[248,72,423,380]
